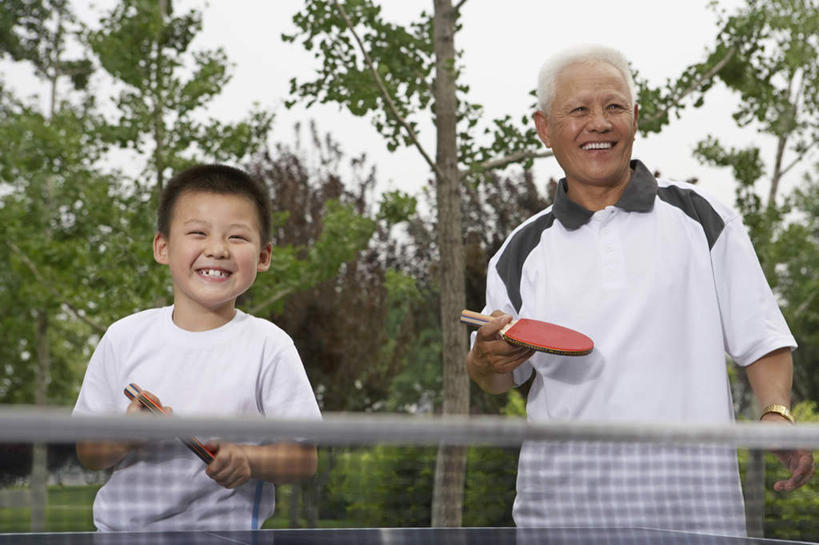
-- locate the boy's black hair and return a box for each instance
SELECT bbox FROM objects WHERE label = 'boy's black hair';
[157,164,272,243]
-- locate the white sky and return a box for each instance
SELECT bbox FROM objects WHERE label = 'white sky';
[6,0,799,209]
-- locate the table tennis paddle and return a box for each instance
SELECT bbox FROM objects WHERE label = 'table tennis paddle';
[123,383,215,464]
[460,310,594,356]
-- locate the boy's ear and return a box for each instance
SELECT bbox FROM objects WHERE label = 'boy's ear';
[153,233,170,265]
[257,242,273,272]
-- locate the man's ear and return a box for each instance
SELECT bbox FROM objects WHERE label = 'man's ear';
[257,242,273,272]
[153,233,170,265]
[533,110,552,148]
[633,103,639,133]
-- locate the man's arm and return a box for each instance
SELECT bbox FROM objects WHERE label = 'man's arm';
[745,347,815,491]
[466,312,534,395]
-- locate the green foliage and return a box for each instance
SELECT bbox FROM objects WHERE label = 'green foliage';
[284,1,434,152]
[328,446,436,526]
[463,446,518,527]
[741,401,819,541]
[320,444,517,528]
[377,190,417,227]
[0,0,92,89]
[89,0,274,189]
[689,0,819,402]
[773,171,819,399]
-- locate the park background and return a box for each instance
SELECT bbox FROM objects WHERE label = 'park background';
[1,0,818,540]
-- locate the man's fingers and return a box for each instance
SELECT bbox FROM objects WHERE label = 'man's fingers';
[475,313,514,340]
[773,449,815,491]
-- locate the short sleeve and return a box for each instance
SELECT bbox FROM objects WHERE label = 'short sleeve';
[73,332,120,415]
[258,342,321,420]
[711,215,796,366]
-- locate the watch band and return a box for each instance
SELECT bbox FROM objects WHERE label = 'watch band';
[760,403,796,424]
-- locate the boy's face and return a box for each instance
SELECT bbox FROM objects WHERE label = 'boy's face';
[153,190,272,328]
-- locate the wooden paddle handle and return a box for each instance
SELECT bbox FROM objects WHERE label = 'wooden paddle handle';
[460,310,493,327]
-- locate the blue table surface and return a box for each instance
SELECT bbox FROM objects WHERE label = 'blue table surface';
[0,527,813,545]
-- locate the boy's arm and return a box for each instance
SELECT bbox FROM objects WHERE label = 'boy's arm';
[204,441,318,489]
[76,441,135,471]
[75,392,161,470]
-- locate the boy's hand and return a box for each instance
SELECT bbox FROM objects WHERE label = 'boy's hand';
[204,441,252,489]
[127,389,173,415]
[124,389,172,451]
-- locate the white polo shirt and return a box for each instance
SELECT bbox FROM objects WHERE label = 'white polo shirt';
[482,160,795,534]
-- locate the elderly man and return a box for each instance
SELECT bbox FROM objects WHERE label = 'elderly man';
[466,44,813,535]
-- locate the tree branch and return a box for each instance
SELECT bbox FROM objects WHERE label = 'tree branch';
[459,149,554,178]
[779,140,817,179]
[332,0,446,183]
[642,47,736,125]
[454,0,469,13]
[247,287,295,316]
[6,241,106,334]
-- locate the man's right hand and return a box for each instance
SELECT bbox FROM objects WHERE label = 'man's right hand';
[466,311,535,394]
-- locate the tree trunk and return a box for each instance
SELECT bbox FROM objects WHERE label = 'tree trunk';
[744,449,765,537]
[288,484,301,528]
[30,310,49,532]
[430,0,468,527]
[768,134,787,208]
[303,477,319,528]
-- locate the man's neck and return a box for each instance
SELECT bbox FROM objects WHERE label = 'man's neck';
[565,170,633,212]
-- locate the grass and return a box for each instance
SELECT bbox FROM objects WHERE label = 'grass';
[0,484,99,533]
[0,485,356,533]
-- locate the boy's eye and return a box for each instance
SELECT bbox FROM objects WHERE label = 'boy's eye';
[188,231,206,236]
[230,235,248,241]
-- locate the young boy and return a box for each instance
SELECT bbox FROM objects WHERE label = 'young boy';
[73,164,321,531]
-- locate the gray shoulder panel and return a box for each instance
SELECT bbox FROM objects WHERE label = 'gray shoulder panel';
[495,212,556,313]
[657,185,725,249]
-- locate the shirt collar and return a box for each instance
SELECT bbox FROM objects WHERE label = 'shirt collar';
[552,159,657,230]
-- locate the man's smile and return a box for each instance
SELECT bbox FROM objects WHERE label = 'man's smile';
[581,141,615,151]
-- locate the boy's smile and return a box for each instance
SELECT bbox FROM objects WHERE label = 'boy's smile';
[153,190,272,331]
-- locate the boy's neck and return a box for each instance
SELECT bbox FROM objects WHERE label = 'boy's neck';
[171,302,237,332]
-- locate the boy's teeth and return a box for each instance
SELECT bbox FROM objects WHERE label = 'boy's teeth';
[200,269,228,278]
[583,142,613,150]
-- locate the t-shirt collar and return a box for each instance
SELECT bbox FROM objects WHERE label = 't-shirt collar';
[552,159,657,230]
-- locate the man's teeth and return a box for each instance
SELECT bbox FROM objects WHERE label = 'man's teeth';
[583,142,613,150]
[199,269,229,278]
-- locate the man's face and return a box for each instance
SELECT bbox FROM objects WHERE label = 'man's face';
[153,190,272,324]
[534,61,638,190]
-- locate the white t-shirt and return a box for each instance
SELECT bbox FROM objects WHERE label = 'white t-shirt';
[481,160,795,535]
[73,306,322,531]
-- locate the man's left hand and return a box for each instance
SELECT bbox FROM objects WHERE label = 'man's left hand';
[771,448,815,491]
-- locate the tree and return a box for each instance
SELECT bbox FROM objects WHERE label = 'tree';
[690,0,819,399]
[88,0,273,193]
[0,0,109,530]
[283,1,554,525]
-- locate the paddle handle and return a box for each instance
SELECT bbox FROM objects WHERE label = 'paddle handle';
[123,383,215,465]
[460,309,493,327]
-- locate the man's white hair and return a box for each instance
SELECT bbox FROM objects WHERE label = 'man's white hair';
[536,44,636,114]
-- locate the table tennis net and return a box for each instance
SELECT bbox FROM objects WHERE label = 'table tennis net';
[0,407,818,541]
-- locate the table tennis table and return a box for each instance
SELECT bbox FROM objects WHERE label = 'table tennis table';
[0,527,814,545]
